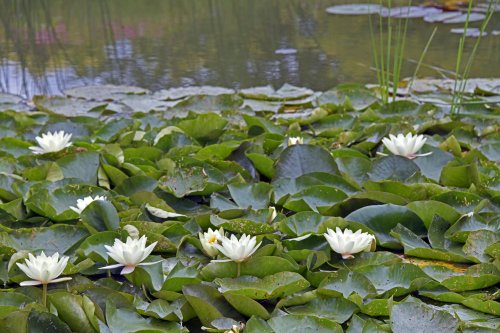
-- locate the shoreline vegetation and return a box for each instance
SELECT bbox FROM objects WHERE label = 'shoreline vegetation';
[0,79,498,332]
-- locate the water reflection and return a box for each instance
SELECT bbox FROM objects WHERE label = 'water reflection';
[0,0,498,97]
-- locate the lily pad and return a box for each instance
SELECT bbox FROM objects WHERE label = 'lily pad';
[346,204,426,249]
[390,297,459,333]
[325,4,385,15]
[214,272,310,300]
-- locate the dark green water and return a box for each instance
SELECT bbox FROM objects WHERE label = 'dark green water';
[0,0,499,97]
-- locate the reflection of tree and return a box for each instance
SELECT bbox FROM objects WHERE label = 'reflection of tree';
[0,0,498,96]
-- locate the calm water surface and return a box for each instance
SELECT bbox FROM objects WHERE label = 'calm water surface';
[0,0,499,97]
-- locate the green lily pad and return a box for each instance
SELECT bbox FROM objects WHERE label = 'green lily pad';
[214,272,310,300]
[25,181,107,221]
[391,224,469,263]
[318,83,378,111]
[369,156,420,182]
[201,255,299,280]
[357,263,433,296]
[80,200,120,233]
[285,296,358,324]
[240,84,313,101]
[223,293,270,319]
[159,166,225,197]
[346,204,426,249]
[49,292,98,333]
[4,224,89,254]
[76,231,120,263]
[182,284,241,327]
[177,113,228,143]
[106,300,186,333]
[268,314,343,333]
[274,145,339,179]
[422,264,500,292]
[162,262,202,292]
[390,297,459,333]
[284,185,348,213]
[317,269,377,299]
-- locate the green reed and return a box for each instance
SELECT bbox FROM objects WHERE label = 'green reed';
[451,0,497,115]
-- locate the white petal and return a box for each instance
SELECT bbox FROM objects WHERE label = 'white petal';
[120,266,136,275]
[138,260,163,266]
[49,277,72,284]
[99,263,125,270]
[413,152,432,158]
[20,280,43,286]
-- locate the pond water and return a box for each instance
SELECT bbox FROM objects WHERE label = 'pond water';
[0,0,499,97]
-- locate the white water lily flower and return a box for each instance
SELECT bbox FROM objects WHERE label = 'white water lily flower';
[199,227,224,257]
[213,234,261,263]
[29,131,72,154]
[324,227,375,259]
[100,235,159,274]
[69,195,107,215]
[16,252,71,286]
[145,204,186,219]
[379,133,432,159]
[288,137,304,146]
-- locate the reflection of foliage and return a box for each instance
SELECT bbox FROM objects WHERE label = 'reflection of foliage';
[0,0,498,96]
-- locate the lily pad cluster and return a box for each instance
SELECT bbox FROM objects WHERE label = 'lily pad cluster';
[325,2,500,36]
[0,82,499,332]
[325,3,495,22]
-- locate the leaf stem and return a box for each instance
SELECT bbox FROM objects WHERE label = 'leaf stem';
[42,283,48,308]
[142,284,153,302]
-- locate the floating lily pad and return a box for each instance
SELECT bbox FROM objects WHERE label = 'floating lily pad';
[390,297,459,333]
[325,4,385,15]
[240,84,313,101]
[215,272,310,300]
[268,314,342,333]
[285,296,358,324]
[382,6,442,18]
[424,11,462,23]
[346,204,426,249]
[154,86,235,101]
[450,28,488,37]
[443,13,486,24]
[64,85,148,101]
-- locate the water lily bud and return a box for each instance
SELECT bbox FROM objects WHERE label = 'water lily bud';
[145,203,186,219]
[267,206,277,224]
[123,225,140,239]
